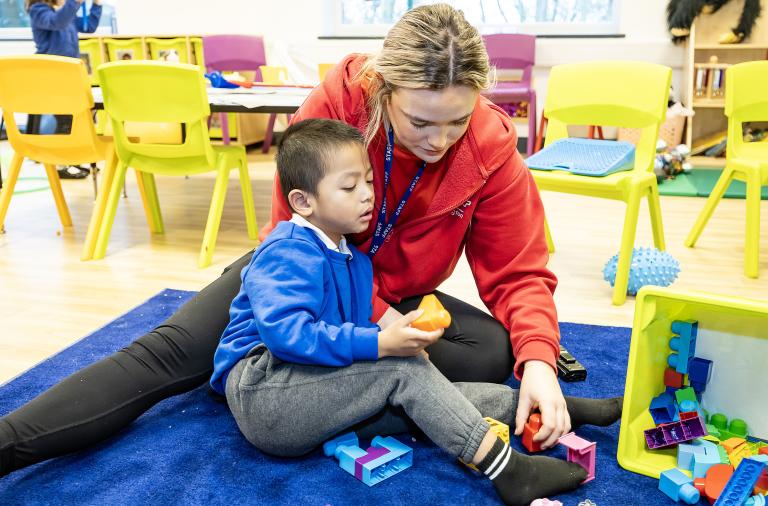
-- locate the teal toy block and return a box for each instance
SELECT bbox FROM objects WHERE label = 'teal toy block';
[746,494,766,506]
[678,443,705,471]
[692,440,721,478]
[659,468,700,504]
[713,458,766,506]
[324,432,413,487]
[668,320,698,374]
[679,399,706,421]
[323,431,359,457]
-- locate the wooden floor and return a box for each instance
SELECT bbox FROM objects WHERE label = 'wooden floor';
[1,145,766,385]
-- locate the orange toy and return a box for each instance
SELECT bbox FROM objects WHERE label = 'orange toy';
[411,294,451,331]
[521,413,545,453]
[703,463,734,504]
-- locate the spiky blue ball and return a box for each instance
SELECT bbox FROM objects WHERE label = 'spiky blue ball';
[603,247,680,295]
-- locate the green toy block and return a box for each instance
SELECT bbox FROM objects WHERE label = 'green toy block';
[675,387,698,405]
[708,413,749,441]
[717,445,731,465]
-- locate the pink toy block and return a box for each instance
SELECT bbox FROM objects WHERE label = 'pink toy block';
[530,500,563,506]
[557,432,596,483]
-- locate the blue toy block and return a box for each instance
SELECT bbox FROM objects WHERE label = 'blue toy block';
[692,440,721,478]
[679,399,706,421]
[713,458,767,506]
[678,443,705,471]
[650,391,679,425]
[323,431,359,457]
[688,357,713,387]
[668,320,698,374]
[659,468,700,504]
[324,432,413,487]
[746,494,766,506]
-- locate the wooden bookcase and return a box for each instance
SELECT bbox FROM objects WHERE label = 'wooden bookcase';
[684,0,768,167]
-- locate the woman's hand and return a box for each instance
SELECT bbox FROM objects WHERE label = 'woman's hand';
[378,310,443,358]
[513,359,570,449]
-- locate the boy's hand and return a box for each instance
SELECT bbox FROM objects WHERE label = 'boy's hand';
[513,360,571,449]
[376,306,404,330]
[378,310,443,358]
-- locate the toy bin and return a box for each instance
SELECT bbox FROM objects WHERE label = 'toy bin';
[104,38,146,62]
[146,37,190,63]
[617,286,768,479]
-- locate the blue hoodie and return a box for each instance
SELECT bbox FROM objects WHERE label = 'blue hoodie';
[210,221,380,395]
[29,0,102,58]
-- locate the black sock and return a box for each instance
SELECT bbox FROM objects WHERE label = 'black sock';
[477,437,587,506]
[565,395,623,428]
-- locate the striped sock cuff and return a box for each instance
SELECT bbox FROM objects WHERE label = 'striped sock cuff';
[477,437,511,480]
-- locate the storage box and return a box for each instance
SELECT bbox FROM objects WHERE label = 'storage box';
[617,287,768,479]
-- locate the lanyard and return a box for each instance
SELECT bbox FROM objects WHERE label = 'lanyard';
[367,128,426,258]
[80,2,87,31]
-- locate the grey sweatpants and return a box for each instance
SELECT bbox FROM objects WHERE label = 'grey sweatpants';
[225,345,519,463]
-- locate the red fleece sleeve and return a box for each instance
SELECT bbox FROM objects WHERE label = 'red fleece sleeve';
[465,151,560,380]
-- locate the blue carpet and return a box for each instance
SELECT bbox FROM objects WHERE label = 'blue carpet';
[0,289,662,505]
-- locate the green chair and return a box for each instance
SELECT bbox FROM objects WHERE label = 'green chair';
[91,61,258,268]
[685,61,768,278]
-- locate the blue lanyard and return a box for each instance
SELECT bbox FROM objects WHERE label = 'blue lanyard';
[367,129,426,258]
[81,2,87,31]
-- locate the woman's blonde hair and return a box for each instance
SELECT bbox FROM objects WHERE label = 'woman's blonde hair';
[25,0,57,11]
[358,3,492,146]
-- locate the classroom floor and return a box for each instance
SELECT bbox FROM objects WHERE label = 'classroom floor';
[1,143,766,385]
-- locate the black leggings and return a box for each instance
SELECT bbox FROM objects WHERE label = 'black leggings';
[0,251,513,476]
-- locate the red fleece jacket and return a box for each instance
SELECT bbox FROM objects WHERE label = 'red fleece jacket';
[261,54,560,378]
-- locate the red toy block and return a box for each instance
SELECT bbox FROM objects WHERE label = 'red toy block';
[693,477,706,495]
[704,463,734,504]
[664,367,685,389]
[760,446,768,456]
[522,413,544,453]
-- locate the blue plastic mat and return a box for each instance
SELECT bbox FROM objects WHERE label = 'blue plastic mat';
[527,138,636,176]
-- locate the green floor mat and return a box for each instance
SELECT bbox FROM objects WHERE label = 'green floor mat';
[658,168,768,200]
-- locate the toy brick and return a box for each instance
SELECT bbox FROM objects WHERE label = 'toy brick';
[694,441,722,478]
[678,443,705,471]
[649,391,679,425]
[704,464,735,503]
[668,320,698,374]
[664,367,685,389]
[522,413,544,453]
[722,438,748,453]
[709,413,749,441]
[761,447,768,456]
[693,477,706,494]
[323,431,359,457]
[659,468,701,504]
[645,416,707,450]
[411,294,451,332]
[357,436,413,486]
[557,432,596,483]
[465,417,509,472]
[717,445,731,465]
[675,387,698,406]
[713,458,766,506]
[688,357,713,385]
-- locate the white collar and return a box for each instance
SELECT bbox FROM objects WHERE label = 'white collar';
[290,214,353,257]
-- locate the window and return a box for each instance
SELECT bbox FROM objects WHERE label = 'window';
[325,0,620,37]
[0,0,118,39]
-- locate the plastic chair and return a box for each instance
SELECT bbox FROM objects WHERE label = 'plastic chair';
[482,34,537,155]
[533,61,672,305]
[0,55,153,259]
[92,61,258,268]
[202,34,279,153]
[685,61,768,278]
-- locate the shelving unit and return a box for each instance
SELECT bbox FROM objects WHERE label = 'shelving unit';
[684,0,768,168]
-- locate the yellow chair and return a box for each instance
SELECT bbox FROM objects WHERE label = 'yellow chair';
[0,55,152,259]
[318,63,335,82]
[92,61,258,268]
[533,61,672,305]
[684,61,768,278]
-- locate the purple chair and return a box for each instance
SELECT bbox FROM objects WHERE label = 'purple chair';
[202,35,280,153]
[482,34,537,155]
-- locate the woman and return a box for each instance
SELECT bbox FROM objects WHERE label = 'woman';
[1,4,619,487]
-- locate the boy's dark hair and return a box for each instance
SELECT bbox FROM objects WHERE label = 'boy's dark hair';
[25,0,56,11]
[277,119,365,207]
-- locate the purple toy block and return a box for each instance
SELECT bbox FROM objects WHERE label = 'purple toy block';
[649,391,679,425]
[714,458,766,506]
[354,446,390,481]
[557,432,596,483]
[645,416,707,449]
[660,468,701,504]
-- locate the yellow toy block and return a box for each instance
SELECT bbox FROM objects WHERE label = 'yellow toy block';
[465,417,509,472]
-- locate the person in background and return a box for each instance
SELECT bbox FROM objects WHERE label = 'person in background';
[26,0,102,179]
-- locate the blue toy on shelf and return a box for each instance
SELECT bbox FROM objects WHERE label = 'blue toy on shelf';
[525,138,636,177]
[323,432,413,486]
[603,247,680,295]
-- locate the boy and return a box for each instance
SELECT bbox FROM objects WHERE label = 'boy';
[211,119,621,506]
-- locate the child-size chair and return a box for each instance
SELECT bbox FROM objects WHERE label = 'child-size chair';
[684,61,768,278]
[202,35,280,152]
[92,61,258,268]
[533,61,672,305]
[0,55,152,259]
[482,34,537,155]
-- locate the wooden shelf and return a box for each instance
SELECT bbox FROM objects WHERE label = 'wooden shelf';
[692,99,725,108]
